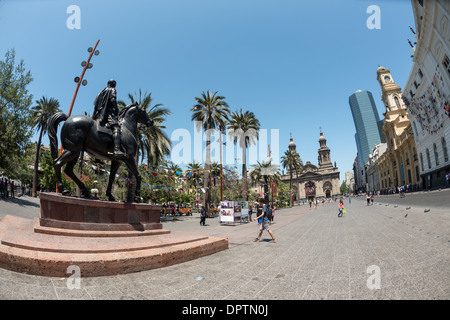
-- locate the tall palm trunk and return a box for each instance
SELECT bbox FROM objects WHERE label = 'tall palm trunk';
[203,130,211,212]
[213,177,217,208]
[289,166,293,207]
[242,144,248,201]
[32,129,44,197]
[263,178,269,205]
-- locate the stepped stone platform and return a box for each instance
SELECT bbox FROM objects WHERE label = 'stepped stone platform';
[0,193,228,277]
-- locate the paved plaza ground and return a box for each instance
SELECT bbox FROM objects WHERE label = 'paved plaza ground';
[0,190,449,301]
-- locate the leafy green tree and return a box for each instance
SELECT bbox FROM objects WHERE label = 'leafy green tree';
[281,149,302,206]
[275,181,291,206]
[6,142,36,186]
[118,90,171,166]
[40,150,57,191]
[191,91,230,211]
[31,96,61,197]
[185,161,203,208]
[249,160,280,205]
[340,181,348,194]
[118,90,171,201]
[210,161,220,207]
[0,49,33,173]
[227,109,260,201]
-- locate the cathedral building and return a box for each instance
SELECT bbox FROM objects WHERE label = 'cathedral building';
[281,131,340,201]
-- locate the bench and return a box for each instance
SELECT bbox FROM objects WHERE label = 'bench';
[178,208,192,216]
[160,208,192,217]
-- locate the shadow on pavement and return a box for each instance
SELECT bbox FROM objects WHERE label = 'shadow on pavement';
[0,196,40,208]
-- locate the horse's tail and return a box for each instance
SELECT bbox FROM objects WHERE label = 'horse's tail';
[48,112,68,160]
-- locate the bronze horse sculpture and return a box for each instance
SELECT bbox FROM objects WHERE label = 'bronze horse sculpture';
[48,103,153,203]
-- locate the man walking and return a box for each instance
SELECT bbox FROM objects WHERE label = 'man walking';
[254,200,276,243]
[200,205,207,226]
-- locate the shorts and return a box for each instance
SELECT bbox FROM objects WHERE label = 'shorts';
[260,221,270,231]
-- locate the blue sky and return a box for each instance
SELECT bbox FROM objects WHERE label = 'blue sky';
[0,0,415,181]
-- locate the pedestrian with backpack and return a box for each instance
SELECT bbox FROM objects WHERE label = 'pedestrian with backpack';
[254,200,276,243]
[255,202,262,225]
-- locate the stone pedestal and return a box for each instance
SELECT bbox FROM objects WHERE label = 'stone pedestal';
[39,192,162,231]
[0,193,228,277]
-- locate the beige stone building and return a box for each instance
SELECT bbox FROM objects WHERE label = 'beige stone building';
[281,132,340,201]
[376,67,422,191]
[403,0,450,189]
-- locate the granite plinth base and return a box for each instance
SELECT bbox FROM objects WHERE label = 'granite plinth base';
[0,194,229,277]
[39,192,162,231]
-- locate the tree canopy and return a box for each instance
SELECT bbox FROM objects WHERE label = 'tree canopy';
[0,49,33,176]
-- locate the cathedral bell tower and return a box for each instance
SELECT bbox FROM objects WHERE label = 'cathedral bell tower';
[377,66,408,119]
[318,130,333,169]
[288,133,296,152]
[376,66,410,150]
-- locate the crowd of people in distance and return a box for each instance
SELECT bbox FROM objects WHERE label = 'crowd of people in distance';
[0,177,32,199]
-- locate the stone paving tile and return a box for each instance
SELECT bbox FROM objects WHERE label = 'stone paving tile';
[0,195,449,300]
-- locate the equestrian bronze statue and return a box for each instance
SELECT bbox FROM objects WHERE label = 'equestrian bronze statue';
[48,85,153,203]
[92,79,128,160]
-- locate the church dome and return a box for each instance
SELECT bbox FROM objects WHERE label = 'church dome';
[377,66,386,71]
[319,131,326,141]
[289,138,296,147]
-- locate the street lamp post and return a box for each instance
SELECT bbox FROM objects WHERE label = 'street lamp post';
[220,129,223,201]
[68,39,100,118]
[56,39,100,193]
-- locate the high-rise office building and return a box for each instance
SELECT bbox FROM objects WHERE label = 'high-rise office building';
[349,90,385,171]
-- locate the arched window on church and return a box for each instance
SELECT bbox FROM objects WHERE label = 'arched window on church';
[394,96,401,109]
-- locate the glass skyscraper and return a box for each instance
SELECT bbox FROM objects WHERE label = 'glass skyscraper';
[349,90,385,171]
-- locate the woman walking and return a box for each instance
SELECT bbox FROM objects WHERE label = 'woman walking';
[338,198,344,217]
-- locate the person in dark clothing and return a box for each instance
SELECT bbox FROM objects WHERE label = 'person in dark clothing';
[92,79,127,160]
[200,205,207,226]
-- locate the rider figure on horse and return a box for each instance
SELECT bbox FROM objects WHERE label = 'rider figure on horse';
[93,79,127,160]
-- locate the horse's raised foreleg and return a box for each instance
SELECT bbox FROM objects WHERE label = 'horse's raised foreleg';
[106,160,121,201]
[64,154,90,198]
[123,158,142,203]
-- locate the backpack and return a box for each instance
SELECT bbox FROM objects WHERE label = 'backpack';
[266,206,273,220]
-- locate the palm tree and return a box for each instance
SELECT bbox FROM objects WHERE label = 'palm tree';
[227,109,260,201]
[118,90,171,166]
[293,154,304,202]
[249,160,279,205]
[281,149,302,206]
[165,160,182,174]
[185,161,203,209]
[31,96,61,197]
[118,90,171,201]
[190,91,230,211]
[210,161,221,207]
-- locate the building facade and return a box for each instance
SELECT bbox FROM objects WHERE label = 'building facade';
[365,143,387,194]
[353,154,365,192]
[349,90,386,172]
[281,132,340,201]
[403,0,450,189]
[376,66,422,192]
[345,171,355,192]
